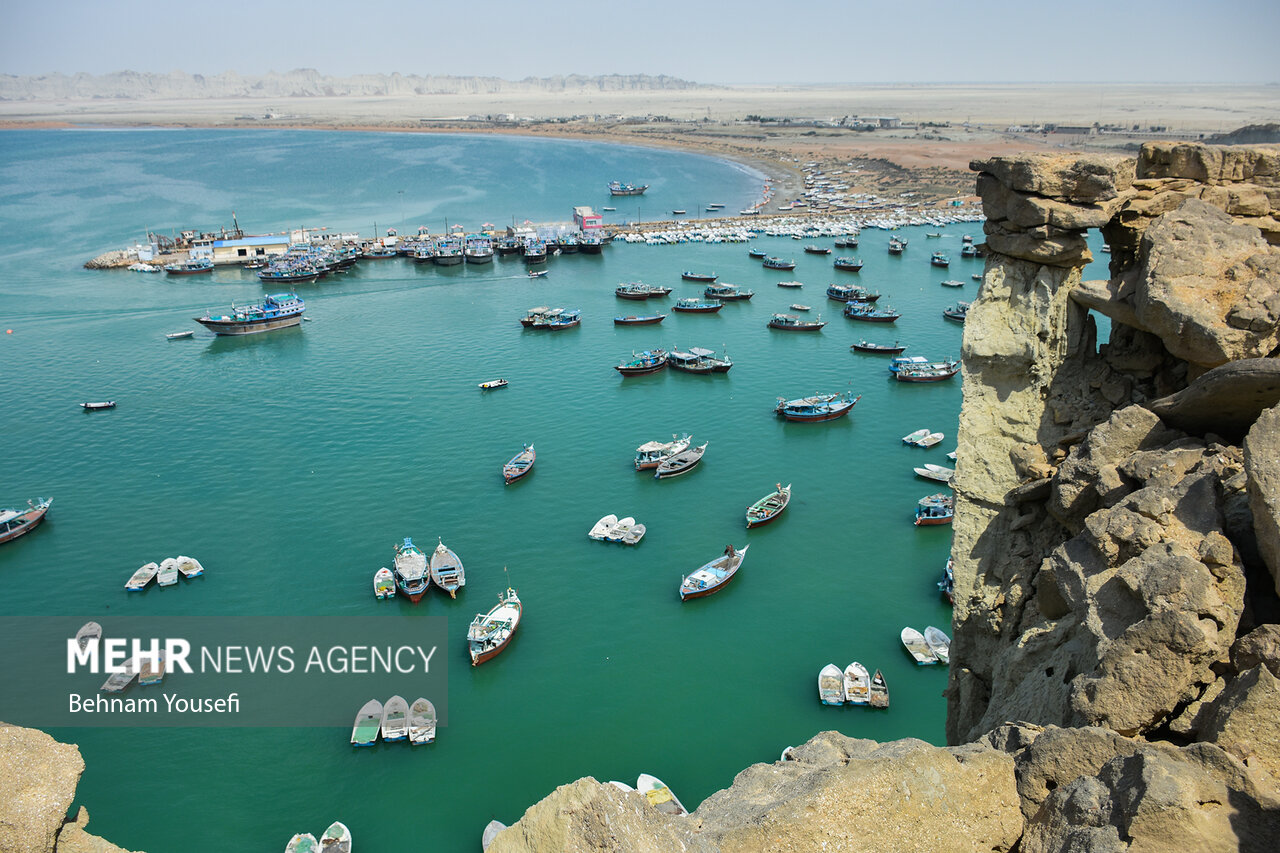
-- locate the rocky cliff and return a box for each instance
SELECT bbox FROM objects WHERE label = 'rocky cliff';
[0,725,139,852]
[487,143,1280,851]
[0,71,700,101]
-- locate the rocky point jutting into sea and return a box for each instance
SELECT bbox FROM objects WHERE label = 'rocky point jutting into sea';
[476,142,1280,851]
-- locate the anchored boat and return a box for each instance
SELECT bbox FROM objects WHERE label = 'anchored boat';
[654,442,708,479]
[634,434,692,470]
[0,497,51,545]
[468,588,522,665]
[745,484,791,528]
[818,664,844,705]
[615,349,668,376]
[429,539,466,598]
[503,444,536,483]
[350,699,383,746]
[774,392,861,422]
[680,543,748,600]
[408,697,437,744]
[394,538,429,602]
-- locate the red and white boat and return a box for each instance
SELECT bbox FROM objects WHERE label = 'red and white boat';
[0,497,51,545]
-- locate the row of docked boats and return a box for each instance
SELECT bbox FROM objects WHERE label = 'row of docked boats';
[284,821,351,853]
[379,537,465,602]
[902,626,951,664]
[587,514,646,545]
[350,695,436,745]
[615,347,732,375]
[0,497,52,545]
[818,663,889,708]
[124,555,205,590]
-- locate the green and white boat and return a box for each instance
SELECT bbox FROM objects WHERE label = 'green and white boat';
[350,699,382,746]
[381,695,409,742]
[409,697,437,745]
[319,821,351,853]
[285,833,318,853]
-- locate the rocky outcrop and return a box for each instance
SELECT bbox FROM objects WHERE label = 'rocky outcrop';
[0,724,139,853]
[1244,405,1280,594]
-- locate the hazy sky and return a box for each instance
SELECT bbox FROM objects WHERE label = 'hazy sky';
[3,0,1277,84]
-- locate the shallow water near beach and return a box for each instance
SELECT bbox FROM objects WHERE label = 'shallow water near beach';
[0,129,1107,851]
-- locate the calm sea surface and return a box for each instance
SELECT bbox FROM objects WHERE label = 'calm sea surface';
[0,129,1108,851]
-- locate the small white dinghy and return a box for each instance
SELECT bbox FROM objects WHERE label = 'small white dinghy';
[636,774,688,816]
[914,464,955,484]
[605,516,636,542]
[165,330,195,340]
[818,663,845,705]
[381,695,409,742]
[350,699,383,746]
[844,661,870,705]
[408,697,437,744]
[319,821,351,853]
[622,523,646,545]
[175,555,204,577]
[373,567,396,599]
[917,432,945,448]
[901,627,939,664]
[588,514,618,541]
[156,558,180,587]
[924,626,952,664]
[902,428,930,445]
[125,562,160,591]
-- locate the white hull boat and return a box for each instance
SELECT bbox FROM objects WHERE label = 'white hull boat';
[924,626,952,664]
[409,697,437,744]
[818,663,844,705]
[844,661,870,705]
[636,774,688,816]
[381,695,409,742]
[901,627,939,664]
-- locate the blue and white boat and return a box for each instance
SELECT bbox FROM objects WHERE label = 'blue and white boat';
[774,392,861,422]
[394,538,429,603]
[194,293,305,336]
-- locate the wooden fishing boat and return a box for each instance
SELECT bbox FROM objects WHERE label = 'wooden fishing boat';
[636,774,688,816]
[914,464,956,484]
[654,442,707,479]
[972,273,983,280]
[373,567,395,599]
[138,650,165,687]
[826,284,879,303]
[745,484,791,528]
[887,237,907,255]
[776,280,804,288]
[834,235,859,248]
[902,428,930,445]
[156,558,179,587]
[408,697,437,744]
[748,248,768,258]
[125,561,159,591]
[833,257,863,271]
[604,516,636,542]
[430,538,466,598]
[614,314,667,325]
[768,313,825,331]
[634,434,692,470]
[818,664,845,705]
[681,271,717,282]
[931,251,951,267]
[943,302,970,322]
[350,699,383,746]
[790,304,811,312]
[869,669,889,708]
[100,656,138,693]
[667,348,731,373]
[75,622,102,652]
[704,283,753,301]
[615,282,672,300]
[762,256,796,270]
[851,340,906,353]
[672,298,723,313]
[680,543,748,600]
[0,497,51,545]
[195,293,305,336]
[381,695,409,742]
[916,432,945,448]
[895,361,960,382]
[80,401,116,410]
[924,627,951,664]
[804,245,831,255]
[503,444,536,484]
[319,822,351,853]
[774,392,860,422]
[479,379,508,390]
[843,303,900,322]
[901,627,939,664]
[608,181,648,196]
[615,349,668,375]
[175,555,204,577]
[915,493,955,525]
[165,330,195,340]
[939,557,955,604]
[588,514,618,540]
[844,662,870,705]
[940,279,965,288]
[286,834,319,853]
[394,538,429,602]
[468,587,522,665]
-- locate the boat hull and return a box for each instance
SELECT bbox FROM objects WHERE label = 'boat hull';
[679,570,735,600]
[777,406,852,422]
[768,320,824,331]
[0,501,51,545]
[195,315,303,336]
[613,316,665,325]
[464,252,494,264]
[851,342,906,353]
[470,625,517,666]
[672,305,722,313]
[616,362,666,376]
[434,254,464,266]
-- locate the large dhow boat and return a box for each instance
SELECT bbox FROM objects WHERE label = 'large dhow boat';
[667,347,732,373]
[433,235,464,266]
[826,284,880,303]
[680,544,748,600]
[746,484,791,528]
[468,588,522,665]
[464,234,494,264]
[775,392,861,422]
[0,497,51,545]
[844,302,900,322]
[615,282,672,300]
[195,293,305,336]
[768,312,825,331]
[393,538,430,603]
[430,539,466,598]
[608,181,648,196]
[634,434,692,470]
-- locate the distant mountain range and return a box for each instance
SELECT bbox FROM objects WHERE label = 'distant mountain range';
[0,70,702,101]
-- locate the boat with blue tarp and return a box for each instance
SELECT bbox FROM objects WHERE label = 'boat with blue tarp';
[194,293,305,336]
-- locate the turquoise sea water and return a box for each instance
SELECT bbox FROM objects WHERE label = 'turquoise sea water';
[0,129,1104,851]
